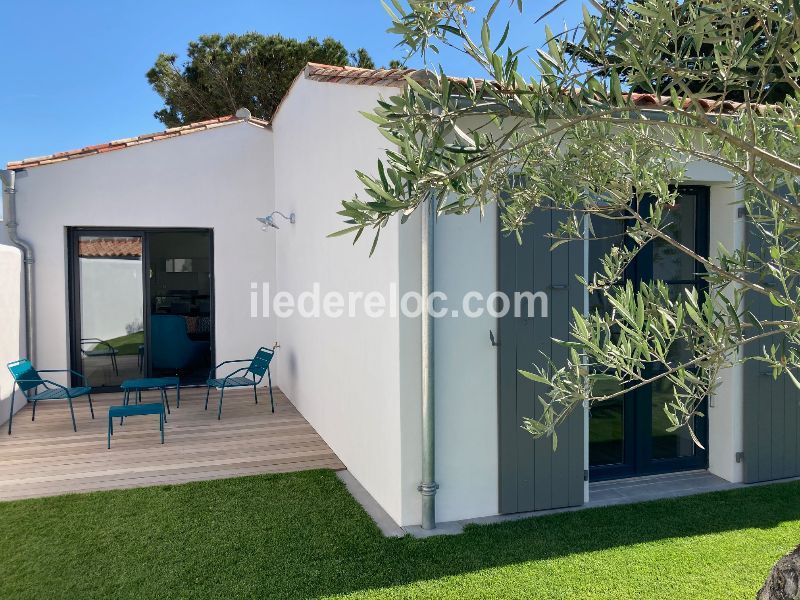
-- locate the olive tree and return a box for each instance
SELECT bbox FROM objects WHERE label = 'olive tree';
[334,0,800,447]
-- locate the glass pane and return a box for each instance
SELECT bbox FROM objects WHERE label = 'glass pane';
[652,193,697,282]
[589,380,625,467]
[588,215,626,316]
[148,232,212,384]
[651,378,696,460]
[78,236,144,386]
[663,283,697,366]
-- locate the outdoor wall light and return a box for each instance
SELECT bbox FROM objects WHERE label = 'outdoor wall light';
[257,211,296,230]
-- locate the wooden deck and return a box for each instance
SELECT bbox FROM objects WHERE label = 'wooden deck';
[0,386,343,501]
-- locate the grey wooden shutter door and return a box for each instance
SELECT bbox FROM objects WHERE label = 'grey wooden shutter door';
[498,208,585,513]
[742,218,800,482]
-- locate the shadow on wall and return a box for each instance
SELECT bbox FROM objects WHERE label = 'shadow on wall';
[0,244,24,428]
[287,348,298,381]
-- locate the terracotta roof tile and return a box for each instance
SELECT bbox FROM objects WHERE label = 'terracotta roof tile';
[8,113,270,170]
[305,62,417,87]
[305,63,770,114]
[78,237,142,258]
[627,91,763,114]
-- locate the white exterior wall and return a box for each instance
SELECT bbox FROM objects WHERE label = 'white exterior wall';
[272,77,416,525]
[686,165,746,483]
[271,77,500,526]
[0,244,24,425]
[10,123,276,388]
[397,210,423,526]
[432,206,499,521]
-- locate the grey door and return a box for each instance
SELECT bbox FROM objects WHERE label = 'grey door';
[743,217,800,482]
[498,208,585,514]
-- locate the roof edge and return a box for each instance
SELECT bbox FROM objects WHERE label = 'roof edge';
[300,62,776,115]
[304,62,418,87]
[8,113,270,171]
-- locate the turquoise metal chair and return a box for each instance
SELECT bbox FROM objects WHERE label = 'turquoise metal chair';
[6,359,94,434]
[80,338,119,375]
[150,315,208,371]
[205,346,275,419]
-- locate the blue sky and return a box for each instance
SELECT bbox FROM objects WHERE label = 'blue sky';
[0,0,583,167]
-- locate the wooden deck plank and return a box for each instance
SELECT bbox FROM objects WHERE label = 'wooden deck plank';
[0,433,325,467]
[0,460,346,501]
[0,441,333,477]
[0,448,338,488]
[0,386,344,500]
[0,423,318,455]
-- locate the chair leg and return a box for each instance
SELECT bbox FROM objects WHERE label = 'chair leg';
[176,382,181,408]
[253,384,258,405]
[160,412,164,444]
[68,397,77,432]
[217,388,225,420]
[108,414,112,449]
[7,384,15,435]
[204,385,211,411]
[161,389,170,423]
[32,398,38,422]
[88,393,95,419]
[268,367,275,413]
[121,390,128,425]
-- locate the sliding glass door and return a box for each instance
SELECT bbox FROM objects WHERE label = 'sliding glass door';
[69,229,214,390]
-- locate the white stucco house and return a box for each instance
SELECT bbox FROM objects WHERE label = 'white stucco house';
[0,62,795,530]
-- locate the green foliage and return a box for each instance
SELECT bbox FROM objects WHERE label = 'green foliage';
[350,47,377,69]
[147,33,375,126]
[565,0,800,102]
[338,0,800,443]
[2,469,800,598]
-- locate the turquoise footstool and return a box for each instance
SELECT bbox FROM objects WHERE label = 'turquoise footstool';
[107,403,164,449]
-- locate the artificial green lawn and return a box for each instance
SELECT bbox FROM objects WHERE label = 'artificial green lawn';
[103,331,144,356]
[2,470,798,599]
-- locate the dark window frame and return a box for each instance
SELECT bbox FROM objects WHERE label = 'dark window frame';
[66,227,215,391]
[590,185,710,481]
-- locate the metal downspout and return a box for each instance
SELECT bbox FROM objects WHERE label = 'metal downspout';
[1,169,35,363]
[419,197,438,529]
